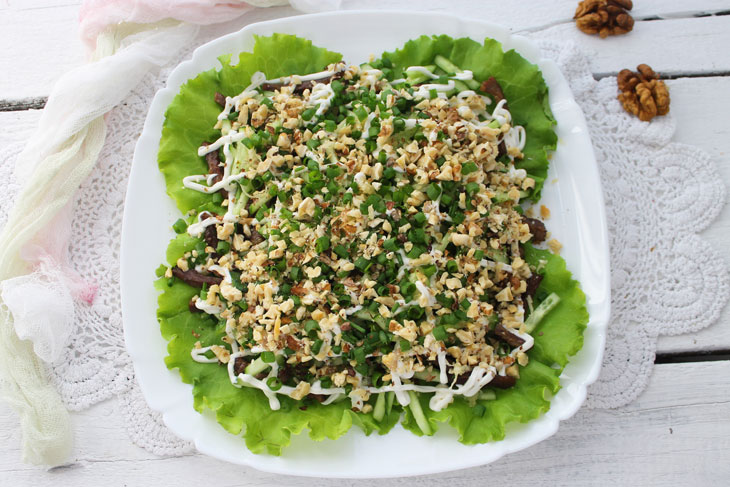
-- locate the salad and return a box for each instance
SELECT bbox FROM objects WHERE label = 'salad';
[155,34,588,455]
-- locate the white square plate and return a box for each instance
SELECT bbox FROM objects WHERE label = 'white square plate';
[121,10,610,478]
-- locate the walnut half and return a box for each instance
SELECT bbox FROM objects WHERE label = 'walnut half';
[574,0,634,38]
[617,64,670,122]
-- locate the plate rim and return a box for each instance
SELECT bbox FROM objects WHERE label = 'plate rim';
[121,9,610,478]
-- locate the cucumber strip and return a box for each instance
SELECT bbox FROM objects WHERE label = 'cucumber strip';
[433,55,462,76]
[478,389,496,401]
[524,292,561,333]
[434,232,452,252]
[405,64,436,85]
[413,369,439,382]
[373,393,386,422]
[433,55,480,90]
[248,188,275,216]
[244,357,270,376]
[407,390,432,435]
[486,248,508,264]
[453,79,471,93]
[385,391,395,414]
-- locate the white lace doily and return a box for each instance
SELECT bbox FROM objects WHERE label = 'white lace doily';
[1,34,727,456]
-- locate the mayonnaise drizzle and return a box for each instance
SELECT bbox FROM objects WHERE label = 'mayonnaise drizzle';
[194,298,225,315]
[187,216,218,237]
[191,346,219,363]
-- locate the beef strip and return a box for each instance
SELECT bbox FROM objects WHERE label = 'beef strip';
[205,149,224,182]
[523,217,547,244]
[260,71,343,94]
[525,273,544,298]
[489,374,517,389]
[171,267,223,288]
[497,140,507,158]
[233,356,248,376]
[480,76,507,108]
[214,92,226,107]
[285,335,301,351]
[493,323,526,348]
[204,225,218,250]
[201,143,227,200]
[199,212,219,249]
[188,297,202,313]
[248,229,265,245]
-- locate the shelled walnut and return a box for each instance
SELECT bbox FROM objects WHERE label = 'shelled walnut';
[574,0,634,38]
[617,64,670,122]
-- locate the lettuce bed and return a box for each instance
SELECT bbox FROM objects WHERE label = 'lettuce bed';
[155,34,587,455]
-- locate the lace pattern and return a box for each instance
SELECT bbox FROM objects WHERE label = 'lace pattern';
[0,36,726,455]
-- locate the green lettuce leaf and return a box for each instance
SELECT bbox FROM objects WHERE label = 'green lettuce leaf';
[156,34,584,455]
[378,35,557,198]
[158,34,342,215]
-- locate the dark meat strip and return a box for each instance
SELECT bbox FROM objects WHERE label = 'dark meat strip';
[200,142,228,199]
[480,76,507,108]
[260,71,343,94]
[214,92,226,107]
[524,217,547,244]
[490,374,517,389]
[204,225,218,250]
[248,229,265,245]
[205,148,224,182]
[494,323,526,348]
[171,267,222,288]
[525,273,544,298]
[233,357,248,376]
[285,334,301,351]
[199,211,219,249]
[188,297,202,313]
[497,140,507,158]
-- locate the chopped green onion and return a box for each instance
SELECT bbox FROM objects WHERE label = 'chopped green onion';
[315,235,330,253]
[266,377,282,391]
[172,218,187,234]
[333,244,349,259]
[304,320,320,333]
[432,326,448,341]
[261,351,276,363]
[354,257,371,272]
[461,161,478,175]
[383,238,398,252]
[216,240,230,254]
[426,183,441,201]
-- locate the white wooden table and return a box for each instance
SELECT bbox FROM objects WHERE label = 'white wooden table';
[2,1,730,485]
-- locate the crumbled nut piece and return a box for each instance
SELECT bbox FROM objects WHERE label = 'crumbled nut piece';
[548,238,563,254]
[290,381,311,400]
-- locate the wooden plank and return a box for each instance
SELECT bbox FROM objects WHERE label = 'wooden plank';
[2,1,730,102]
[656,76,730,354]
[1,360,728,484]
[534,15,730,77]
[0,1,84,102]
[345,0,730,30]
